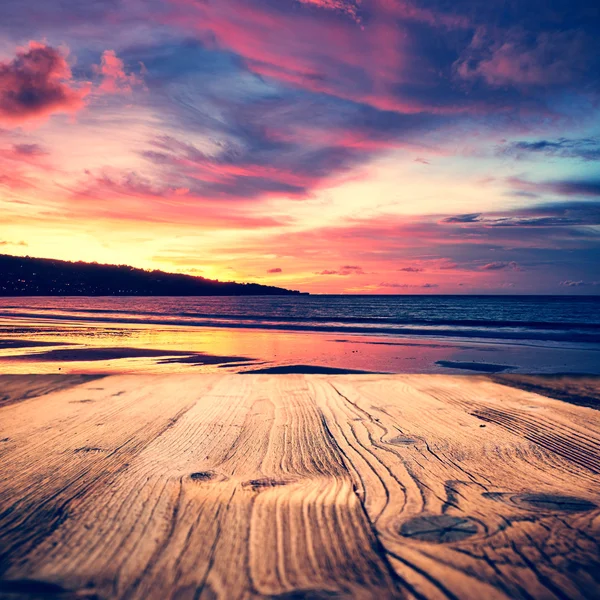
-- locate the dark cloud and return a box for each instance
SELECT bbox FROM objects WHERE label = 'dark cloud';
[267,267,282,273]
[503,137,600,162]
[547,180,600,197]
[397,267,424,272]
[507,177,600,199]
[135,67,441,201]
[0,42,88,126]
[441,213,481,224]
[443,201,600,228]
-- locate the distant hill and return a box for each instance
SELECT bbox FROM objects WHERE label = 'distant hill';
[0,254,305,296]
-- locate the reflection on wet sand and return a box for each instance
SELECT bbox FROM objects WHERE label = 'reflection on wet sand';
[435,360,515,373]
[3,346,254,365]
[1,316,600,374]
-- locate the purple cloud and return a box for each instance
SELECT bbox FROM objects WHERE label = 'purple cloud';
[481,261,523,271]
[317,265,365,276]
[0,42,88,126]
[379,282,439,288]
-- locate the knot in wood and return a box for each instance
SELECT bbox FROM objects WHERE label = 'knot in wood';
[399,515,478,543]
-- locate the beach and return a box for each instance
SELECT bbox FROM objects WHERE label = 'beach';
[2,297,599,598]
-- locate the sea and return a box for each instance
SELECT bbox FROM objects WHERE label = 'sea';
[0,295,599,374]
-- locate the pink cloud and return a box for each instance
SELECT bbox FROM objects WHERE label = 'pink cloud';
[481,261,523,271]
[164,0,469,114]
[0,42,89,126]
[296,0,361,20]
[0,142,53,170]
[455,28,584,87]
[94,50,144,94]
[62,168,295,227]
[316,265,366,276]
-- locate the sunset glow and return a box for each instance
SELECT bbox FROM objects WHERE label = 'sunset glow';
[1,0,599,293]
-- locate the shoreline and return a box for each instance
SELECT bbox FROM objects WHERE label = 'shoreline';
[2,311,600,344]
[1,319,600,375]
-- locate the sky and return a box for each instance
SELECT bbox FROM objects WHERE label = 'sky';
[1,0,599,294]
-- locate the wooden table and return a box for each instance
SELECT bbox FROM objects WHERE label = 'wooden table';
[0,375,598,599]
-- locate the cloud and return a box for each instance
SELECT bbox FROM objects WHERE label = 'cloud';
[267,267,282,273]
[560,280,599,287]
[0,142,53,180]
[441,213,481,224]
[438,260,459,270]
[142,135,313,201]
[455,28,586,87]
[481,261,523,271]
[546,180,600,198]
[0,240,27,246]
[12,143,47,156]
[397,266,423,272]
[296,0,361,20]
[443,201,600,228]
[316,265,365,275]
[0,41,88,126]
[502,137,600,162]
[139,98,436,202]
[160,0,471,115]
[379,282,439,288]
[94,50,144,94]
[65,167,295,227]
[508,177,600,199]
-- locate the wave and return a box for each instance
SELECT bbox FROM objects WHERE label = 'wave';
[1,305,599,331]
[2,310,600,345]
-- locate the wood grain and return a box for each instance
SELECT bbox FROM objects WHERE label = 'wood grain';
[0,375,598,600]
[310,375,600,600]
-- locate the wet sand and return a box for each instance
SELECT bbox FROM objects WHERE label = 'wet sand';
[1,317,600,375]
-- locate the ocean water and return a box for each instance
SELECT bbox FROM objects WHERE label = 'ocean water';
[0,295,599,374]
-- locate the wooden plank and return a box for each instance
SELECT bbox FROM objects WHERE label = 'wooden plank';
[0,375,403,599]
[0,375,222,577]
[309,375,600,600]
[411,375,600,475]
